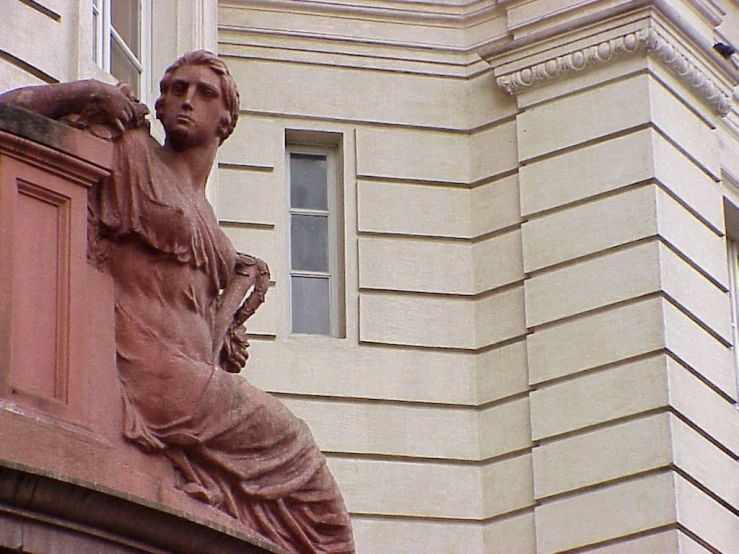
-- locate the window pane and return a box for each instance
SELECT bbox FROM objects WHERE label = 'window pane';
[291,214,328,272]
[111,0,140,57]
[111,38,140,96]
[290,154,327,210]
[291,276,330,335]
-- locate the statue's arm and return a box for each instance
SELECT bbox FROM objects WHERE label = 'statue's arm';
[0,79,138,134]
[213,253,270,373]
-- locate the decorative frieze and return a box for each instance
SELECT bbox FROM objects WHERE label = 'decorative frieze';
[495,26,731,116]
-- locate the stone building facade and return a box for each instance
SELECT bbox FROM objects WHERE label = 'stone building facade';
[1,1,737,553]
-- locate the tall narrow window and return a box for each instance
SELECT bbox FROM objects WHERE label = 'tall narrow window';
[92,0,150,102]
[287,145,342,336]
[727,239,739,402]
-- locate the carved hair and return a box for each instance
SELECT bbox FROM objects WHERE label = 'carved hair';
[155,50,240,144]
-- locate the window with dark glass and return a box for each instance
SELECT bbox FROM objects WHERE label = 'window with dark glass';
[287,148,342,336]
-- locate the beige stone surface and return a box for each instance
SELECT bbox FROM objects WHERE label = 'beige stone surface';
[327,456,532,519]
[218,116,280,169]
[360,286,525,350]
[480,453,535,518]
[522,185,658,273]
[520,129,653,217]
[351,518,485,554]
[675,475,739,554]
[247,339,479,404]
[359,230,522,295]
[359,236,475,295]
[533,414,672,500]
[218,168,276,225]
[282,397,481,460]
[671,416,738,510]
[358,174,521,239]
[656,187,728,288]
[573,529,710,554]
[530,355,669,441]
[473,229,524,292]
[649,77,721,180]
[517,75,651,162]
[652,131,724,233]
[0,62,46,91]
[675,531,717,554]
[478,397,531,460]
[525,241,661,328]
[282,394,529,462]
[663,301,737,400]
[358,181,468,238]
[469,121,519,182]
[357,127,468,183]
[534,472,677,554]
[482,512,536,554]
[659,242,732,342]
[527,297,664,385]
[1,1,72,82]
[241,283,279,337]
[520,127,724,233]
[526,236,732,340]
[471,174,523,236]
[222,225,280,281]
[513,49,648,110]
[230,58,481,130]
[667,357,739,456]
[475,339,530,404]
[220,3,473,60]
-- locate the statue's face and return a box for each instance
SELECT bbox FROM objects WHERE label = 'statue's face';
[160,64,228,149]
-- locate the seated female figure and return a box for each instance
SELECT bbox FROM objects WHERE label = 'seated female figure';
[0,50,355,554]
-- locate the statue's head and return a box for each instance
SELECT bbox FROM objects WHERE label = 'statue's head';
[155,50,240,145]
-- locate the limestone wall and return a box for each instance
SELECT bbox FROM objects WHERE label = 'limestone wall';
[216,2,531,551]
[220,1,739,552]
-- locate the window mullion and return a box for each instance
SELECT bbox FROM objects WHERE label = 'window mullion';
[110,27,144,71]
[101,0,112,72]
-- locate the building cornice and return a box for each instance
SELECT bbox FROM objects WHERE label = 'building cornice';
[494,24,731,116]
[220,0,498,26]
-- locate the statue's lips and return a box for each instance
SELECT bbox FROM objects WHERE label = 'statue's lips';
[175,114,194,124]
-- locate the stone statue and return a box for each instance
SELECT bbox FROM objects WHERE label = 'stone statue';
[0,51,355,554]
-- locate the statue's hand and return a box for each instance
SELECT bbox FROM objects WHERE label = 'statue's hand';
[213,253,270,373]
[220,322,249,373]
[90,81,146,134]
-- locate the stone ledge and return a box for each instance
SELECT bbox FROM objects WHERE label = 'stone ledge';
[0,460,285,554]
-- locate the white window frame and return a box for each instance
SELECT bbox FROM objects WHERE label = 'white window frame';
[726,238,739,403]
[92,0,151,104]
[286,144,343,337]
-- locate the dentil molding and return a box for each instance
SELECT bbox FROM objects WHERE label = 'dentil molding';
[495,26,731,117]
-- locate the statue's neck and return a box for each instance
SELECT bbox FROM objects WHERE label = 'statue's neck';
[160,141,217,193]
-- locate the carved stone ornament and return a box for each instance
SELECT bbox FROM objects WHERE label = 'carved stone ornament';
[0,51,355,554]
[496,26,731,116]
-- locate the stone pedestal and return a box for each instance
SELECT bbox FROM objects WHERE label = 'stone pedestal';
[0,103,284,554]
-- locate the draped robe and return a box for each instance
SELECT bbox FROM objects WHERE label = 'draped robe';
[91,128,355,554]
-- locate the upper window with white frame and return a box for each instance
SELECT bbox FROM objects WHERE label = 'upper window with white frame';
[287,144,344,337]
[92,0,150,102]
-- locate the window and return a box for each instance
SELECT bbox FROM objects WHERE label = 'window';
[93,0,150,102]
[287,144,343,336]
[727,238,739,402]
